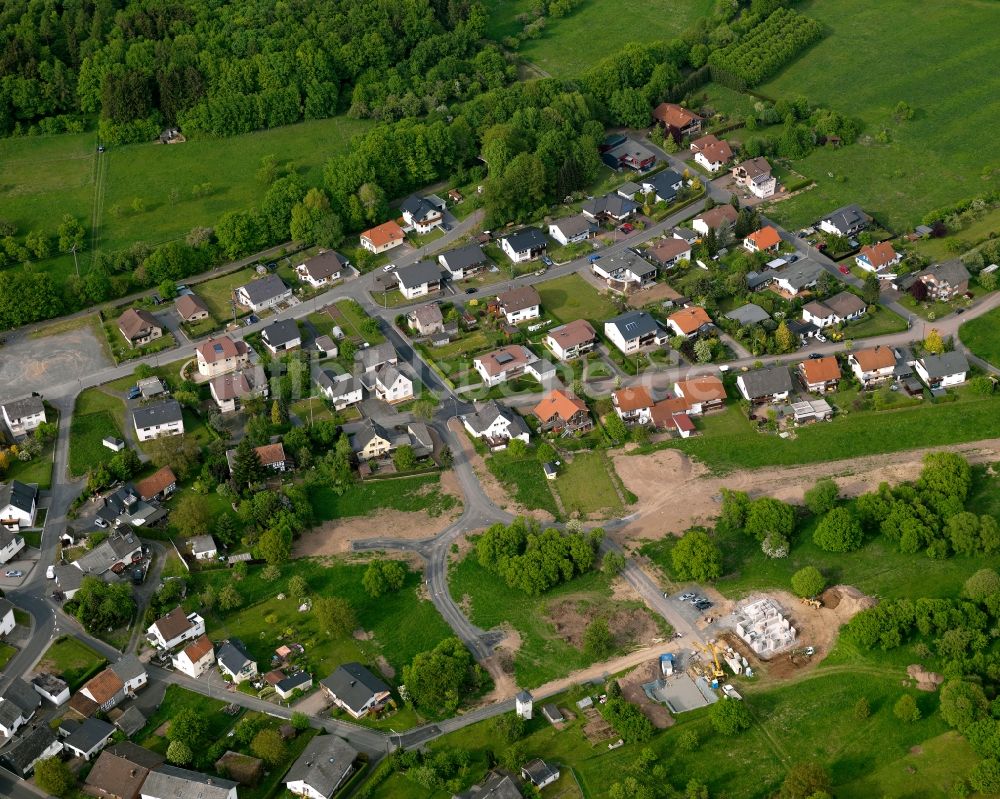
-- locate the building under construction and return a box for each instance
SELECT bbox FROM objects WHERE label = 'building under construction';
[734,597,797,656]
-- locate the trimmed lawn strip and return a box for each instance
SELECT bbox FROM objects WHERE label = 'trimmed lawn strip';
[39,636,107,691]
[309,474,458,521]
[0,643,16,670]
[841,306,908,339]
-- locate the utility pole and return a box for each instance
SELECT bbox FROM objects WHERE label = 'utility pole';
[71,245,79,278]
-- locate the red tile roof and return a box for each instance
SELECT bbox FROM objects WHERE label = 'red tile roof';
[134,466,176,501]
[668,306,712,335]
[800,356,842,384]
[674,375,726,403]
[361,220,405,248]
[746,226,782,250]
[534,390,588,424]
[613,386,654,412]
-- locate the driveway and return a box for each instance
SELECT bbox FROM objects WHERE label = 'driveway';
[0,322,112,403]
[0,558,36,588]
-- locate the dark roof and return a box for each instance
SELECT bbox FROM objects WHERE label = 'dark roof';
[132,399,183,430]
[239,274,289,305]
[1,725,59,773]
[502,227,548,253]
[919,351,969,378]
[301,251,347,280]
[0,480,36,514]
[315,370,361,397]
[550,214,593,238]
[118,308,160,340]
[64,717,114,754]
[175,293,209,320]
[110,655,146,685]
[497,285,541,314]
[217,640,253,675]
[439,243,488,272]
[464,401,526,438]
[284,735,358,798]
[821,204,871,232]
[522,759,560,787]
[105,741,165,769]
[2,395,44,421]
[113,705,148,736]
[86,749,153,798]
[725,303,771,326]
[455,771,523,799]
[920,259,970,287]
[582,193,639,218]
[142,765,238,799]
[276,671,313,693]
[350,419,392,453]
[400,194,440,222]
[606,310,661,341]
[263,318,300,348]
[320,663,390,715]
[357,341,395,371]
[739,366,794,398]
[644,169,683,199]
[1,679,42,717]
[396,260,442,289]
[775,261,823,291]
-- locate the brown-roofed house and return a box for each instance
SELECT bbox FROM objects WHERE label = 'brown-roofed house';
[473,344,536,386]
[496,285,541,324]
[693,204,738,236]
[849,345,897,387]
[856,241,900,273]
[744,226,782,253]
[78,669,125,710]
[647,237,692,268]
[134,466,177,502]
[175,293,209,323]
[799,356,842,393]
[196,335,249,377]
[226,443,288,477]
[690,134,733,172]
[612,386,654,424]
[650,399,696,437]
[533,390,592,433]
[215,751,265,786]
[652,103,702,140]
[667,306,713,337]
[117,308,163,346]
[673,375,726,413]
[84,749,154,799]
[360,220,405,254]
[544,319,597,360]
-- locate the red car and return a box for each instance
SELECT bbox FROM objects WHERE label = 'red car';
[838,265,850,274]
[619,223,634,233]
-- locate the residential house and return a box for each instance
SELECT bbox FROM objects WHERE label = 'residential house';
[692,205,738,237]
[400,194,445,234]
[196,335,250,377]
[818,204,871,237]
[848,346,897,387]
[189,534,217,561]
[147,606,206,651]
[462,401,530,449]
[275,672,312,700]
[801,291,867,328]
[350,419,394,460]
[210,368,268,413]
[53,563,84,599]
[63,718,115,760]
[612,386,654,424]
[0,480,36,534]
[438,243,488,279]
[73,656,148,717]
[225,443,288,476]
[0,725,62,777]
[175,293,209,323]
[690,134,733,172]
[455,771,524,799]
[315,370,364,410]
[473,345,537,387]
[117,308,163,347]
[544,319,597,360]
[916,351,969,388]
[0,597,14,639]
[97,484,164,529]
[409,303,445,336]
[236,274,291,312]
[521,760,560,790]
[140,765,238,799]
[855,241,900,273]
[672,227,699,246]
[731,157,776,199]
[673,375,727,413]
[604,310,667,354]
[725,303,771,326]
[133,399,184,441]
[261,319,302,354]
[359,343,397,374]
[359,220,405,254]
[84,745,163,799]
[667,306,713,338]
[799,356,842,393]
[217,640,257,684]
[111,707,147,739]
[533,390,592,434]
[591,249,658,293]
[600,135,656,172]
[496,286,541,324]
[0,679,41,737]
[500,228,548,263]
[916,260,971,300]
[772,261,823,297]
[1,395,46,437]
[617,181,641,199]
[320,663,391,719]
[652,103,702,140]
[646,237,691,269]
[640,169,684,204]
[743,226,782,253]
[74,530,143,576]
[133,466,177,503]
[548,214,594,246]
[395,261,443,299]
[172,635,215,679]
[137,376,167,400]
[582,193,638,223]
[285,735,358,799]
[296,251,348,288]
[31,674,70,706]
[368,363,414,404]
[736,366,794,404]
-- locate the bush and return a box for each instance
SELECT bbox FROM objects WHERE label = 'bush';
[963,568,1000,603]
[671,530,723,582]
[601,697,654,742]
[791,566,826,598]
[813,507,863,552]
[893,694,921,723]
[710,697,753,734]
[804,478,839,515]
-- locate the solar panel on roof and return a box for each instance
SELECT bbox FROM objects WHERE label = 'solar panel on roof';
[213,344,223,353]
[495,352,514,364]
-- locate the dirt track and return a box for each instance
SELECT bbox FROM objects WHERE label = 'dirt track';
[613,438,1000,544]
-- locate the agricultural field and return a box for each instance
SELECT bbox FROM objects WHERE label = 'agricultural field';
[68,388,126,477]
[536,273,620,326]
[760,0,1000,231]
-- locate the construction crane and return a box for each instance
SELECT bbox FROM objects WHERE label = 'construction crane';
[694,642,725,679]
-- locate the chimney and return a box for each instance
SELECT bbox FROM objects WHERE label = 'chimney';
[130,769,137,778]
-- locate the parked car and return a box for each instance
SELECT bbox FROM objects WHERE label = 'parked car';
[809,353,824,359]
[464,288,476,294]
[541,256,553,266]
[382,263,396,272]
[46,565,55,579]
[677,592,696,601]
[94,517,109,529]
[816,333,827,342]
[838,265,850,274]
[126,386,141,400]
[247,314,259,324]
[694,600,712,611]
[588,254,602,263]
[619,223,635,233]
[5,570,23,578]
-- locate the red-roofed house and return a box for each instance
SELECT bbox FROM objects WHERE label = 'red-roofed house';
[533,390,592,434]
[360,221,405,254]
[744,226,782,253]
[855,241,901,273]
[652,103,702,141]
[690,135,733,172]
[612,387,654,424]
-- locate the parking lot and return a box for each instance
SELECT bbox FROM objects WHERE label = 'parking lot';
[0,558,36,588]
[666,588,717,627]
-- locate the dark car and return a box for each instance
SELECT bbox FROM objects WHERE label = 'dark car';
[465,288,476,294]
[809,353,824,359]
[954,308,965,315]
[127,386,142,400]
[694,601,713,611]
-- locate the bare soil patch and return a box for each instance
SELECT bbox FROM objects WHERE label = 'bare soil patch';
[619,658,675,729]
[376,655,396,680]
[293,507,456,557]
[353,629,374,641]
[906,664,944,692]
[546,597,660,650]
[627,282,681,308]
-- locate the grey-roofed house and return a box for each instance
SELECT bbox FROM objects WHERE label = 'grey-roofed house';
[916,259,971,300]
[31,673,69,706]
[64,717,115,760]
[396,260,443,299]
[640,169,684,203]
[617,180,641,199]
[315,370,364,410]
[500,228,548,263]
[296,250,348,288]
[0,479,36,534]
[366,362,414,404]
[284,735,358,799]
[547,214,594,246]
[53,562,84,598]
[140,764,238,799]
[591,249,657,293]
[582,193,639,222]
[74,529,142,576]
[235,273,292,312]
[350,419,394,461]
[601,136,656,172]
[357,341,396,372]
[275,671,313,701]
[521,759,560,789]
[408,303,445,336]
[604,310,667,354]
[261,318,301,354]
[454,771,524,799]
[818,204,871,237]
[406,422,434,458]
[736,366,794,404]
[400,194,445,234]
[117,308,163,347]
[133,399,184,442]
[217,640,256,684]
[726,303,771,326]
[113,705,148,737]
[438,243,489,279]
[772,261,824,296]
[189,534,218,561]
[0,724,62,777]
[320,663,391,719]
[915,351,969,389]
[462,401,530,450]
[1,394,46,437]
[0,678,42,737]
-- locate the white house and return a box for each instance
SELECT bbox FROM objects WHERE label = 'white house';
[1,396,46,438]
[146,606,206,651]
[640,170,684,204]
[462,401,530,449]
[360,220,405,254]
[916,351,969,389]
[320,663,391,720]
[217,640,257,683]
[736,366,793,404]
[743,226,782,253]
[522,759,561,791]
[692,205,738,237]
[400,194,445,234]
[62,718,115,761]
[196,335,249,378]
[141,765,238,799]
[0,598,15,638]
[544,319,597,360]
[818,204,871,237]
[285,735,358,799]
[395,260,442,299]
[189,535,217,560]
[473,345,537,387]
[210,368,268,414]
[690,134,733,172]
[495,285,541,324]
[800,291,867,328]
[855,241,900,273]
[612,387,654,425]
[370,364,414,404]
[0,481,36,534]
[848,346,897,387]
[731,157,776,199]
[30,674,70,706]
[547,215,593,246]
[0,725,62,777]
[0,679,40,738]
[274,671,313,700]
[315,371,364,410]
[235,274,291,313]
[296,251,347,288]
[500,228,548,263]
[604,311,667,354]
[133,400,184,442]
[172,635,216,678]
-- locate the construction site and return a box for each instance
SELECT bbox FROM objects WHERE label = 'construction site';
[731,597,798,656]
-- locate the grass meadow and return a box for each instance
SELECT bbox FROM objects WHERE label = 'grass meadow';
[39,636,108,691]
[552,451,623,517]
[486,449,561,517]
[308,474,459,521]
[68,388,126,477]
[536,273,620,326]
[958,306,1000,366]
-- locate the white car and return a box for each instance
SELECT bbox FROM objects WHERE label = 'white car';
[94,517,109,528]
[382,263,396,272]
[46,565,55,579]
[815,333,827,343]
[4,569,23,578]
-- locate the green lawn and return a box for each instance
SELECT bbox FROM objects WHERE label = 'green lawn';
[0,643,16,670]
[288,397,335,423]
[486,450,560,517]
[38,636,107,691]
[959,305,1000,366]
[841,306,908,339]
[760,0,1000,231]
[68,388,126,477]
[912,206,1000,261]
[332,299,385,344]
[137,684,238,755]
[652,393,1000,472]
[4,408,57,489]
[197,267,257,320]
[536,273,620,326]
[552,451,623,518]
[309,474,459,522]
[104,356,191,393]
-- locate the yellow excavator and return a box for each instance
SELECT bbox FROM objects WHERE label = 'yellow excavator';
[694,641,725,679]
